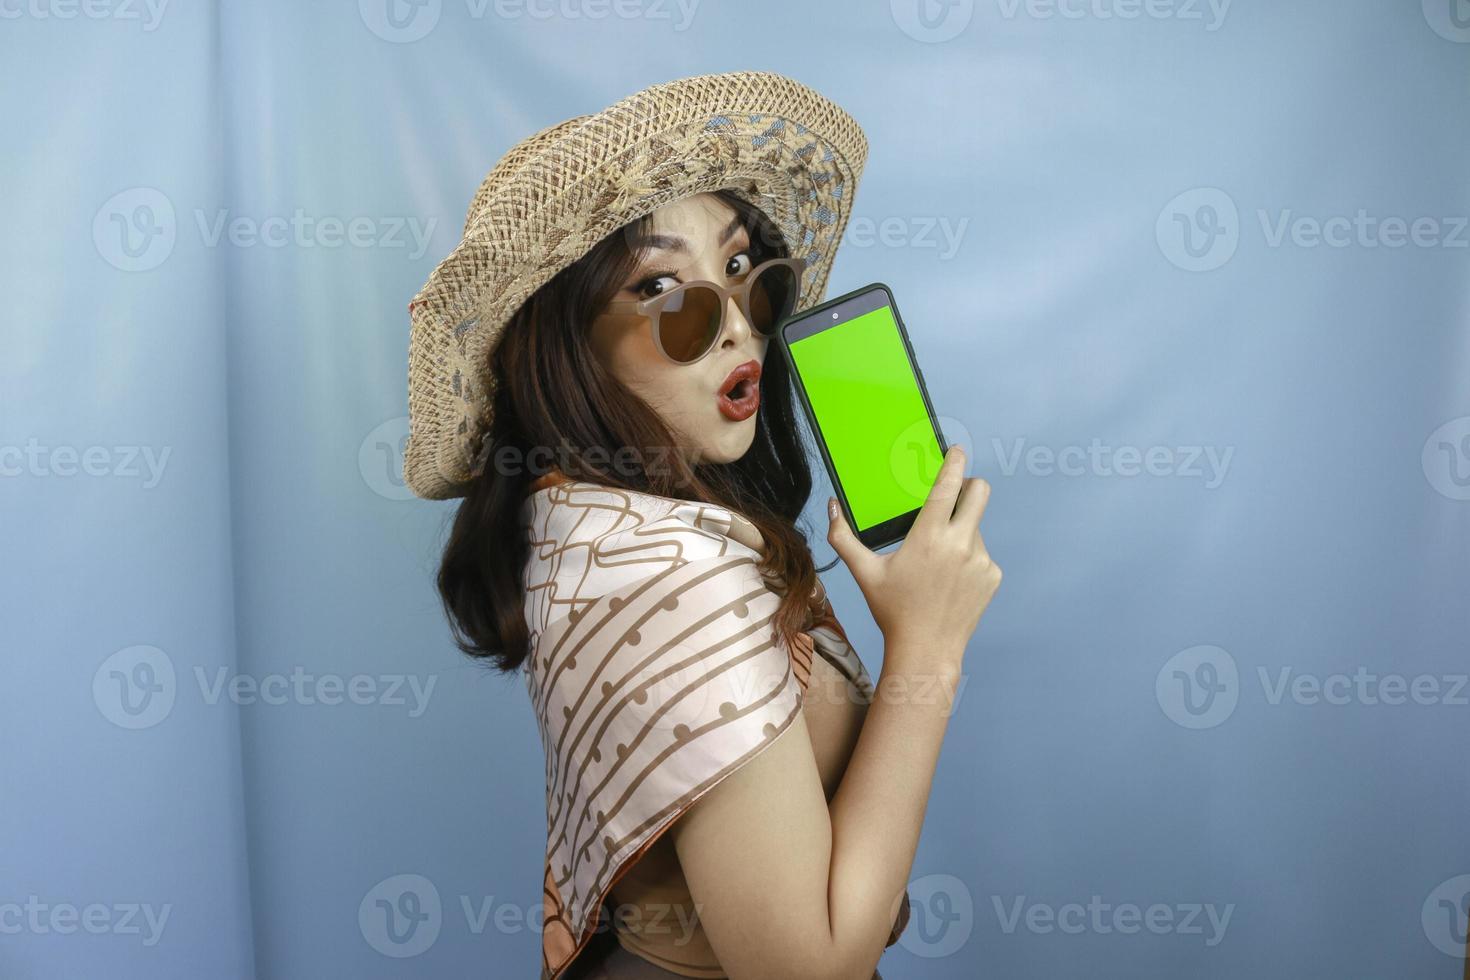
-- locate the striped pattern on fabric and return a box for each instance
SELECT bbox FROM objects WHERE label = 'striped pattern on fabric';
[520,478,902,979]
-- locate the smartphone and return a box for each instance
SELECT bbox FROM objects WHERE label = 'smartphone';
[777,282,949,551]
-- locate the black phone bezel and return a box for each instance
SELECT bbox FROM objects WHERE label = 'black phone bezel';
[776,281,949,552]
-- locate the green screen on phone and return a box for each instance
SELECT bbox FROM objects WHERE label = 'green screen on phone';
[787,301,944,532]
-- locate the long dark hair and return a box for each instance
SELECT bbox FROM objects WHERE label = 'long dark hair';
[437,189,828,675]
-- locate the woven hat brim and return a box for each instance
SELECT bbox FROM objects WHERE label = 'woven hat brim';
[405,70,868,500]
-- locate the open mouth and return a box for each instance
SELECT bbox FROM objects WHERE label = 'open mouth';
[716,360,762,422]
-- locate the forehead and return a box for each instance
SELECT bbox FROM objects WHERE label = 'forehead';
[646,192,742,239]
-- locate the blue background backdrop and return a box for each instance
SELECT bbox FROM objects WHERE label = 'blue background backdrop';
[3,1,1467,977]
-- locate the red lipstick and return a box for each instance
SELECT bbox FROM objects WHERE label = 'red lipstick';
[716,359,762,422]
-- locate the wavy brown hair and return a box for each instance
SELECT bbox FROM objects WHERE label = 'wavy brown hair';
[436,189,831,676]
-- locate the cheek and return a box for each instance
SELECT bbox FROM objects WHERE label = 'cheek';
[592,318,659,385]
[593,319,691,409]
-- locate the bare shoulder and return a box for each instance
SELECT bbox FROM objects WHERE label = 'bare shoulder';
[667,710,836,977]
[671,708,821,849]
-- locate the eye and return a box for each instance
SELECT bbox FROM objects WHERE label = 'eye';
[726,252,754,278]
[634,271,680,300]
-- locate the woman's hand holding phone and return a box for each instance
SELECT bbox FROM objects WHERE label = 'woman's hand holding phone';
[826,444,1001,675]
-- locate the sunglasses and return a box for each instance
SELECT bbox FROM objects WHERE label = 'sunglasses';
[599,256,807,365]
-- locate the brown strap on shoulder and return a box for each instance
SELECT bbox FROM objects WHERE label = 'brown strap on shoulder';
[526,468,575,496]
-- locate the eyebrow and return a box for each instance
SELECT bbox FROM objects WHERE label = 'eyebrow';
[628,213,747,255]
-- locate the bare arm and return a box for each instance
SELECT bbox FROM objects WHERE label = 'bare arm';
[670,446,999,980]
[671,653,964,980]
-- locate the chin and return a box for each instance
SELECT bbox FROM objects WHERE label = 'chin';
[698,417,759,464]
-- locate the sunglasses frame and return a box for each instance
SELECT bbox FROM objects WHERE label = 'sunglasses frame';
[599,255,808,365]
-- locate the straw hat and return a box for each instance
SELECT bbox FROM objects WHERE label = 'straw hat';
[403,70,868,500]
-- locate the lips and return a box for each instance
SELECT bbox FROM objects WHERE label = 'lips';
[716,359,762,422]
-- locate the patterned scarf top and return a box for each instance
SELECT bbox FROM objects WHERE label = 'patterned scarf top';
[519,471,909,979]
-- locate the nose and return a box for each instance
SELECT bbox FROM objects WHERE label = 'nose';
[719,293,754,349]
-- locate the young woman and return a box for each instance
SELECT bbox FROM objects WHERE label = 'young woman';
[404,72,1002,980]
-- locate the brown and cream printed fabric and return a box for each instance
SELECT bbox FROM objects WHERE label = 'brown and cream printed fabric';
[520,473,910,979]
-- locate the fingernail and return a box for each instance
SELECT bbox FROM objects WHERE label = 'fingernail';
[828,497,837,519]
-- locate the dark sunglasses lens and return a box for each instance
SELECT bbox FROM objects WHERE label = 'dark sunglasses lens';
[657,285,723,362]
[748,263,799,334]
